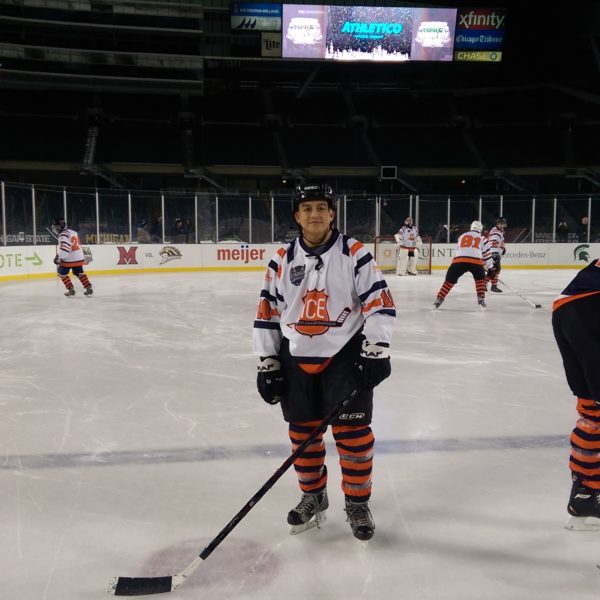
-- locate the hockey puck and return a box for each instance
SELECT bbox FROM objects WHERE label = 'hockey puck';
[535,304,542,308]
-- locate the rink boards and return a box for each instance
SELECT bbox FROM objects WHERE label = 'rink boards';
[0,242,598,281]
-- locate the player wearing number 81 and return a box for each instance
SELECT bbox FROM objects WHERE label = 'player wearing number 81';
[433,221,493,309]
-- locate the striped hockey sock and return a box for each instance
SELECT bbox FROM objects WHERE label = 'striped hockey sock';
[78,273,91,289]
[333,424,374,501]
[570,397,600,489]
[289,421,327,494]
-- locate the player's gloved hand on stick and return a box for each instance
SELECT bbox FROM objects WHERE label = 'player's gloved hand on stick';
[355,340,391,390]
[53,255,60,265]
[492,254,501,268]
[257,356,286,405]
[486,267,496,280]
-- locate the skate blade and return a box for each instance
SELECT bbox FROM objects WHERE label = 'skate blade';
[289,512,327,535]
[565,515,600,531]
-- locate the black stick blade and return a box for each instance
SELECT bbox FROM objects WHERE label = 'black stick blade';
[111,576,173,596]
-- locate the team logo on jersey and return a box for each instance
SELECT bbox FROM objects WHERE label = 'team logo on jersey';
[290,265,305,286]
[289,289,351,337]
[574,244,590,263]
[159,246,182,264]
[82,247,93,264]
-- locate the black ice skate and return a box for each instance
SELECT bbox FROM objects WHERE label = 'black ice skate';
[287,490,328,535]
[84,287,94,296]
[566,479,600,531]
[345,499,375,543]
[490,285,503,293]
[433,297,444,309]
[478,297,486,308]
[64,288,75,297]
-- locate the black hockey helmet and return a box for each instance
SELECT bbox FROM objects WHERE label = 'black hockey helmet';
[52,217,67,234]
[292,182,336,213]
[496,216,507,227]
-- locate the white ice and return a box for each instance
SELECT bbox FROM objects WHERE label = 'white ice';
[0,268,597,600]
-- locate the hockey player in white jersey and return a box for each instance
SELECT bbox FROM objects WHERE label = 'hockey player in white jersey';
[253,182,396,543]
[486,217,507,292]
[394,217,422,276]
[433,221,493,308]
[52,217,93,296]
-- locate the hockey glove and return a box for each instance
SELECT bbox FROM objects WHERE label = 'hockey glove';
[355,341,391,391]
[53,255,60,265]
[257,356,286,405]
[492,254,501,268]
[486,267,497,281]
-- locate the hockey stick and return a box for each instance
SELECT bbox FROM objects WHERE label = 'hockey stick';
[497,277,542,308]
[109,388,359,596]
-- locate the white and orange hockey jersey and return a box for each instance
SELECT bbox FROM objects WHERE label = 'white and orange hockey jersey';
[487,226,505,257]
[253,230,396,373]
[394,226,422,250]
[452,229,494,269]
[57,228,85,267]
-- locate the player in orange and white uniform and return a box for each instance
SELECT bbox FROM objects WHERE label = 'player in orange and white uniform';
[552,259,600,529]
[52,217,93,297]
[253,182,396,543]
[433,220,493,308]
[394,217,422,276]
[485,217,506,292]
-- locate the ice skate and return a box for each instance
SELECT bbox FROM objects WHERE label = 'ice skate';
[407,272,417,276]
[64,288,75,297]
[478,297,486,308]
[287,490,328,535]
[565,480,600,531]
[490,284,502,293]
[84,287,94,296]
[345,498,375,543]
[433,297,444,309]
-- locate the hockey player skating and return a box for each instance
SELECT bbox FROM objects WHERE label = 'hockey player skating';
[52,217,93,296]
[433,221,493,309]
[552,259,600,530]
[486,217,507,292]
[394,216,422,276]
[253,182,396,543]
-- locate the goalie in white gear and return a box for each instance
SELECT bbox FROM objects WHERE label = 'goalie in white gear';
[394,217,422,276]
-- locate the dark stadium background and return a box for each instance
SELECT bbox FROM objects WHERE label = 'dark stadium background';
[0,0,599,196]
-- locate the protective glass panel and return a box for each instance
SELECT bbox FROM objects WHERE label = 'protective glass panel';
[218,195,249,243]
[533,196,555,243]
[418,195,448,242]
[250,195,273,244]
[66,188,97,245]
[379,195,411,237]
[197,193,217,243]
[34,186,65,245]
[164,193,195,244]
[131,192,162,243]
[343,195,376,242]
[501,195,533,243]
[99,189,131,244]
[4,183,33,246]
[448,195,481,240]
[556,195,591,244]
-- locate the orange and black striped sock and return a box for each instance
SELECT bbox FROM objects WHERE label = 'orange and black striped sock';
[61,275,73,290]
[475,279,486,297]
[437,281,454,300]
[570,397,600,489]
[289,421,327,494]
[78,273,91,288]
[332,424,374,501]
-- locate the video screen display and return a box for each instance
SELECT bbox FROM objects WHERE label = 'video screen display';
[282,4,458,62]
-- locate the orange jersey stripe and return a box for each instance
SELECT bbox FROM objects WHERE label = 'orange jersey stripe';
[452,257,483,266]
[553,290,600,312]
[349,241,364,256]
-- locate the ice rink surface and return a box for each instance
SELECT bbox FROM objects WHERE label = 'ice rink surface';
[1,267,598,600]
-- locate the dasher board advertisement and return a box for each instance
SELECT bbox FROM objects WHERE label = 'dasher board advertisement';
[231,3,282,31]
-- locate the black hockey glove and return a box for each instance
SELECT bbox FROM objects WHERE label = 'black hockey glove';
[486,267,497,280]
[492,254,501,268]
[257,356,286,405]
[53,255,60,265]
[355,341,391,391]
